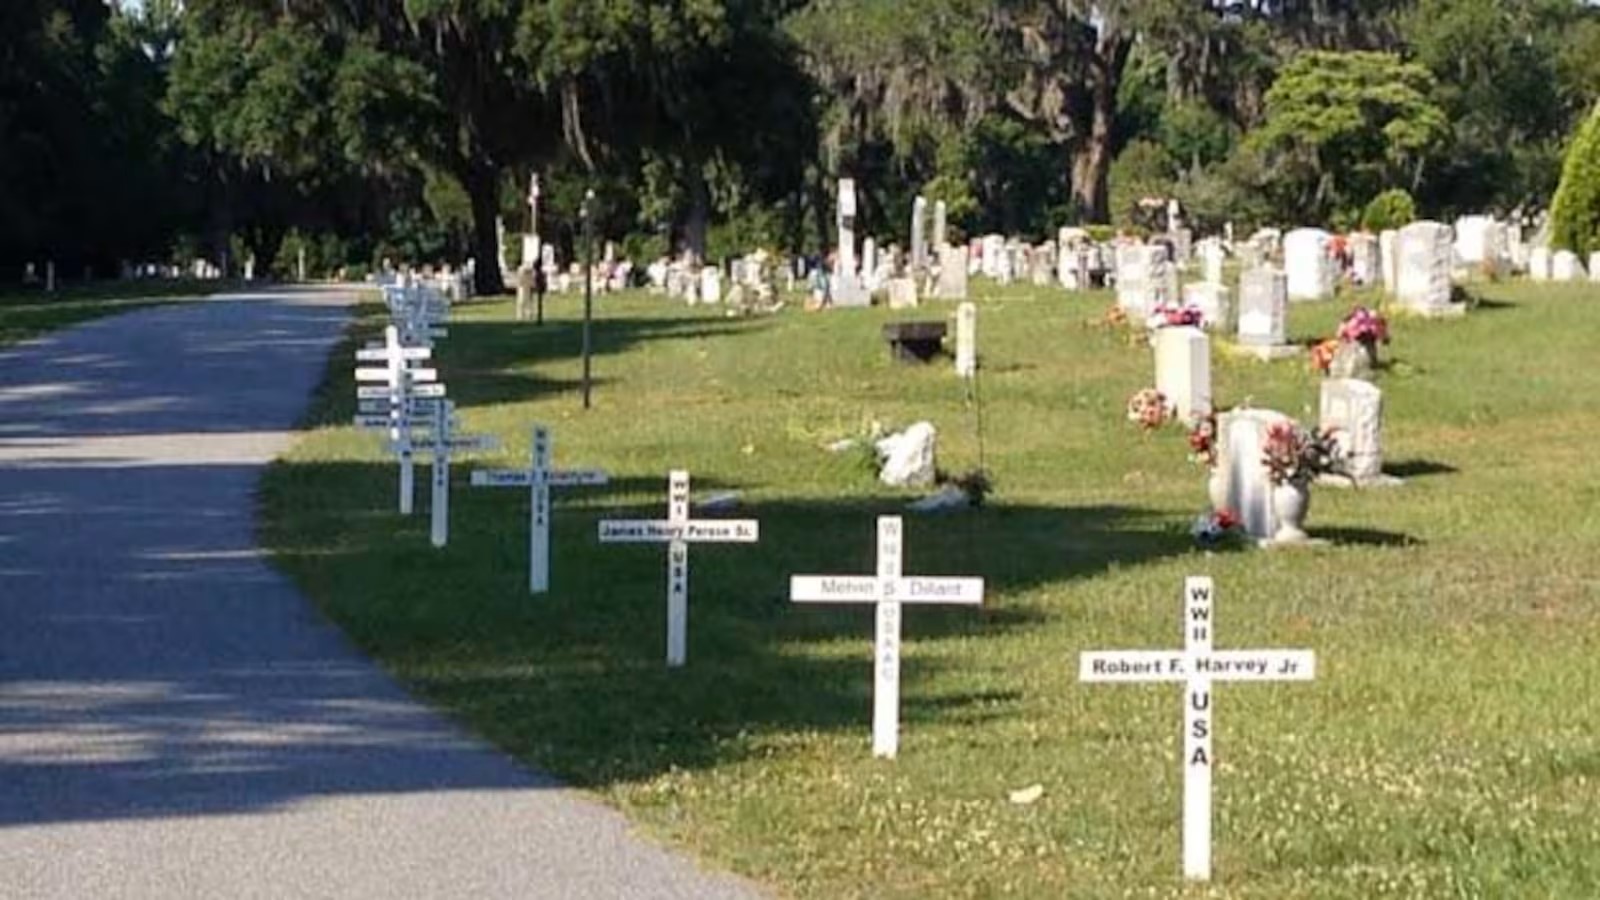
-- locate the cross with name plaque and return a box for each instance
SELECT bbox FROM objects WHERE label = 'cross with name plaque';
[1078,576,1316,881]
[597,470,759,667]
[790,516,984,759]
[470,425,608,593]
[352,325,438,515]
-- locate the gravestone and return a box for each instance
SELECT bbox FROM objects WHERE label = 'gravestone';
[699,266,722,304]
[1079,576,1316,882]
[1181,282,1229,332]
[1528,246,1552,282]
[1379,230,1399,293]
[1348,233,1379,286]
[1154,327,1212,423]
[1198,238,1225,285]
[910,196,928,275]
[1117,244,1169,319]
[885,277,918,309]
[1590,252,1600,282]
[45,260,56,293]
[1396,221,1463,316]
[1551,250,1585,282]
[1319,379,1398,488]
[1454,215,1502,275]
[932,200,947,251]
[471,426,609,593]
[1211,408,1298,543]
[1234,269,1297,360]
[837,178,858,278]
[980,234,1006,279]
[1282,228,1334,301]
[1058,227,1091,289]
[790,516,984,758]
[597,471,760,667]
[954,302,977,378]
[933,244,969,300]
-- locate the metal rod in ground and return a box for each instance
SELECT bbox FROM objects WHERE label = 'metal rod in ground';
[581,189,594,410]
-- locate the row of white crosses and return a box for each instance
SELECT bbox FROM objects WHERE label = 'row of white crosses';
[471,425,608,592]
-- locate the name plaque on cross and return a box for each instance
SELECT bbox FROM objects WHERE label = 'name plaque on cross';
[790,517,983,758]
[1078,576,1315,881]
[597,470,759,666]
[469,425,608,593]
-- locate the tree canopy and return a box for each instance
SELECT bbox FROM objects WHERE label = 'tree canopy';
[5,0,1600,281]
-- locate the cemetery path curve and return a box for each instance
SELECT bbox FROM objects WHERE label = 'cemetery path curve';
[0,287,763,900]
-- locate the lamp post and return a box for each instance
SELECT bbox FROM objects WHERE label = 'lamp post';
[580,189,595,410]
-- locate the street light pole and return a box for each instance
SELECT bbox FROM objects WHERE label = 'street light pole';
[581,189,595,410]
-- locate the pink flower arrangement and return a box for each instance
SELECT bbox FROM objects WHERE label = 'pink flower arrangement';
[1337,306,1389,345]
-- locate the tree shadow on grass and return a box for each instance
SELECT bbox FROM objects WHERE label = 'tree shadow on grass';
[259,460,1194,788]
[1311,526,1421,547]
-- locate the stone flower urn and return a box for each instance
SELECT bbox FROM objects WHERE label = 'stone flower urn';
[1328,340,1375,379]
[1270,480,1312,543]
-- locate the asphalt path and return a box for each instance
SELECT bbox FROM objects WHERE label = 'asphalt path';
[0,286,761,899]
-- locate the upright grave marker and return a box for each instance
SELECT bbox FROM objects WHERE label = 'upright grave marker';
[471,425,609,593]
[353,325,440,515]
[954,302,977,378]
[1079,576,1316,881]
[598,471,759,666]
[790,517,984,758]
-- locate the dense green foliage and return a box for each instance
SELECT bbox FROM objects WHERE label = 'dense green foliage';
[6,0,1600,282]
[1551,102,1600,254]
[1361,189,1420,233]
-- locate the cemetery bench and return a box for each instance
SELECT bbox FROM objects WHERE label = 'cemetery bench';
[881,321,947,363]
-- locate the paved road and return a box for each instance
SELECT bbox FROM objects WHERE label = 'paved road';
[0,287,761,899]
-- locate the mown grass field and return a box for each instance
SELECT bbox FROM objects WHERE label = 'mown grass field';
[0,278,237,347]
[261,278,1600,898]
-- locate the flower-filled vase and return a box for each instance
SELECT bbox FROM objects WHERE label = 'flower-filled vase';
[1270,481,1311,543]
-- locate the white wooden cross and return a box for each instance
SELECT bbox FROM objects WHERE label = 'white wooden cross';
[790,516,984,759]
[1078,576,1316,881]
[597,470,759,667]
[470,425,608,593]
[353,325,439,515]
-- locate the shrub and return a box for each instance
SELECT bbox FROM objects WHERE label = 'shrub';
[1360,189,1416,232]
[1551,102,1600,255]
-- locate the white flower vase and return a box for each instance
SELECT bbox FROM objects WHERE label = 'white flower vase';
[1270,481,1311,543]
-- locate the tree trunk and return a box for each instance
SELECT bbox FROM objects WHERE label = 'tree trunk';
[1070,33,1132,224]
[464,160,506,296]
[682,155,709,264]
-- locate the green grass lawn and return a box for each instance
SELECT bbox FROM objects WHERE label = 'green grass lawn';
[0,278,239,347]
[261,279,1600,898]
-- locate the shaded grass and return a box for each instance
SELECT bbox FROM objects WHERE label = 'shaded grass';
[262,280,1600,897]
[0,279,237,347]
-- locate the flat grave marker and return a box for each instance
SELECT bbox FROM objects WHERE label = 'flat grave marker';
[1079,576,1316,881]
[597,471,759,666]
[790,516,984,758]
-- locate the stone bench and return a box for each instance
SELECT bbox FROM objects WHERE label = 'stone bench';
[882,321,947,363]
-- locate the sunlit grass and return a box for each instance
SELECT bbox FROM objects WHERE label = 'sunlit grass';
[262,278,1600,897]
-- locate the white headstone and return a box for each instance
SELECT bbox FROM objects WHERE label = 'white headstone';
[1379,230,1399,292]
[1528,246,1552,282]
[837,178,858,277]
[791,516,983,758]
[885,277,918,309]
[955,302,977,378]
[1282,228,1334,301]
[45,260,56,293]
[980,234,1006,279]
[1453,215,1501,274]
[597,471,759,666]
[1154,327,1212,423]
[1319,379,1387,485]
[932,201,948,252]
[1551,250,1585,282]
[875,422,937,487]
[1117,244,1169,318]
[1236,269,1288,349]
[1214,409,1292,542]
[1181,282,1229,332]
[1395,221,1455,312]
[934,244,969,300]
[1348,233,1379,286]
[1198,238,1225,286]
[1079,576,1316,882]
[1589,252,1600,282]
[910,196,928,273]
[699,266,722,304]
